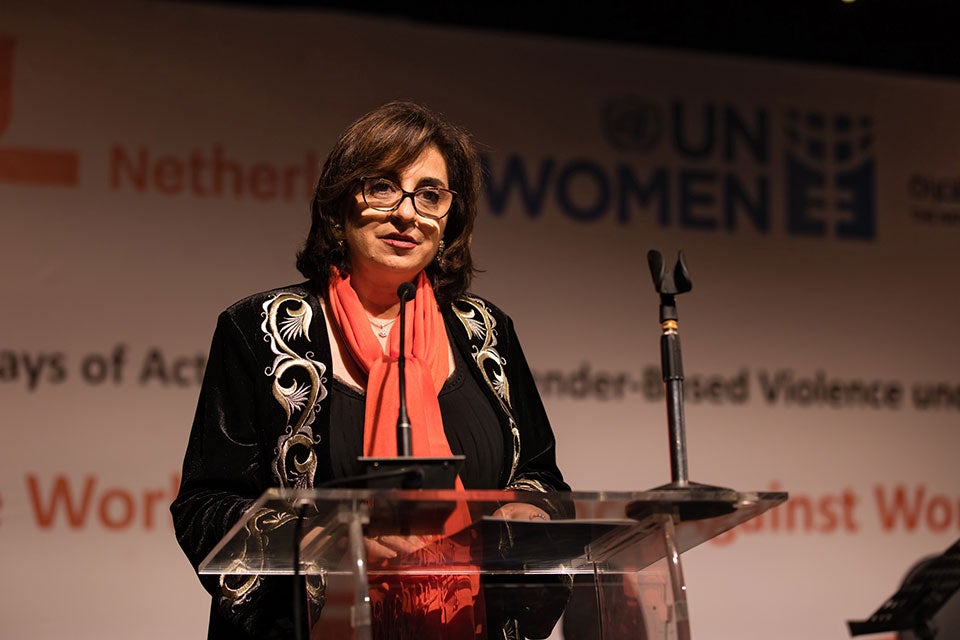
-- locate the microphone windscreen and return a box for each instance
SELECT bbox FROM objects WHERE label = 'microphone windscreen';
[397,282,416,301]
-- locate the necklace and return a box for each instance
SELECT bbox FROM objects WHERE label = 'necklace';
[370,317,396,338]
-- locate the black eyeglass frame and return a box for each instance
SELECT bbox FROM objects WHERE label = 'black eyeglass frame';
[359,176,458,220]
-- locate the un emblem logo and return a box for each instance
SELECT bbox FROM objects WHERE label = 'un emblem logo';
[601,96,663,153]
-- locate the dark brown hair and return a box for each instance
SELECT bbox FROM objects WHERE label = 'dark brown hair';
[296,101,481,303]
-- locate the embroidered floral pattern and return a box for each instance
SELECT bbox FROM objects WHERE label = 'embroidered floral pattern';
[452,297,523,486]
[260,293,327,489]
[219,507,299,611]
[219,293,329,611]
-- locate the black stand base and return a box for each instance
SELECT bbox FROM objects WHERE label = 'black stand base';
[358,455,465,489]
[318,455,465,490]
[627,481,739,522]
[320,456,467,535]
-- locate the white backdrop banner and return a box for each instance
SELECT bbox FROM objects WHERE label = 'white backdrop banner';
[1,1,958,639]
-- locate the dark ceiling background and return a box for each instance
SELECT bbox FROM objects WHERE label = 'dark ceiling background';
[183,0,960,80]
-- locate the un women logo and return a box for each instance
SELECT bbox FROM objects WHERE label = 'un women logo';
[783,109,876,239]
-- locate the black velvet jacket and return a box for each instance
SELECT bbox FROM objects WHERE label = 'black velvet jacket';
[170,282,569,639]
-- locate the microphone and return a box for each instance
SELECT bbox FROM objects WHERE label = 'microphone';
[396,282,416,457]
[397,281,416,302]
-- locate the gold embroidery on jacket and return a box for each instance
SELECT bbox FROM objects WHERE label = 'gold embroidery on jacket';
[452,297,522,485]
[219,292,329,610]
[261,293,327,489]
[506,477,550,492]
[219,508,298,610]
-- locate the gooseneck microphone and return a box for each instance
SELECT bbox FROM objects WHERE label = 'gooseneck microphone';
[396,281,416,457]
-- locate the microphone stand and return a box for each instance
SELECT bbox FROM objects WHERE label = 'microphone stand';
[629,250,737,522]
[649,249,693,489]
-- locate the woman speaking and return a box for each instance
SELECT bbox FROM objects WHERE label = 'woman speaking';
[171,101,568,639]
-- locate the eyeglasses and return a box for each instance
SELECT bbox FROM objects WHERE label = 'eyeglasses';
[360,177,456,220]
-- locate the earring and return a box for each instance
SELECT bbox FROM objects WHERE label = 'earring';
[435,239,445,267]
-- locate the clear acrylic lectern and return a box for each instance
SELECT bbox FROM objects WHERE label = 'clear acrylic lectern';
[200,486,786,639]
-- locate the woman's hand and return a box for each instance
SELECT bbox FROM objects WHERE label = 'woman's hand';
[364,534,436,561]
[361,503,552,563]
[491,502,551,521]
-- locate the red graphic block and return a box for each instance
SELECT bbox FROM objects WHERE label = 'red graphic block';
[0,35,79,186]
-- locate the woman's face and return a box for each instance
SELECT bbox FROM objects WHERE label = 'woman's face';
[344,145,449,286]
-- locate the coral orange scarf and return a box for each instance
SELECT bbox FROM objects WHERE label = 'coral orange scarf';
[327,270,482,638]
[327,269,456,470]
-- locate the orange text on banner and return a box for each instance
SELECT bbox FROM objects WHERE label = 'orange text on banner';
[26,473,180,531]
